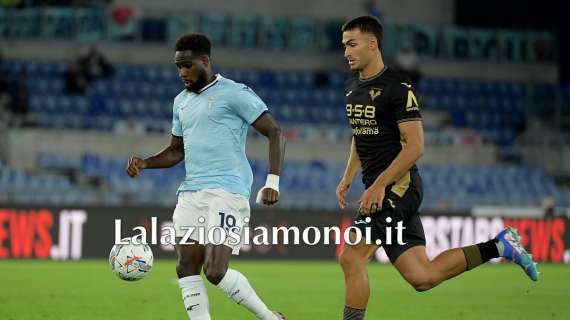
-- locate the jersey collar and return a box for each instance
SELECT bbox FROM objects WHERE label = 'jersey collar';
[198,74,221,93]
[359,66,388,82]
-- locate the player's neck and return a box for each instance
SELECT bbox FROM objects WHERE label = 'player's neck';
[204,70,216,86]
[359,57,385,80]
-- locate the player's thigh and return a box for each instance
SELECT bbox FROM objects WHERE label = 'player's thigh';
[392,245,431,283]
[172,191,204,243]
[172,192,207,269]
[339,231,378,266]
[382,208,426,262]
[202,188,250,256]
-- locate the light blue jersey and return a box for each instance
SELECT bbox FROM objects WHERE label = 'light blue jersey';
[171,74,268,198]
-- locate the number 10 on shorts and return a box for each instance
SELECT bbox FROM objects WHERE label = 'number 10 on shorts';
[219,212,236,230]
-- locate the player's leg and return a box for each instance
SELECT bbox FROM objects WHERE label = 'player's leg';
[203,244,282,320]
[173,191,212,320]
[176,242,206,277]
[385,171,498,291]
[176,243,210,320]
[202,243,231,285]
[201,189,284,319]
[393,226,538,292]
[385,194,501,292]
[338,232,378,320]
[393,245,473,291]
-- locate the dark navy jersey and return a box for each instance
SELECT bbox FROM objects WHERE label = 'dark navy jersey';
[344,67,422,190]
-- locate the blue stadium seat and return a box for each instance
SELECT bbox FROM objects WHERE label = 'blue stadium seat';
[329,73,347,88]
[0,58,543,150]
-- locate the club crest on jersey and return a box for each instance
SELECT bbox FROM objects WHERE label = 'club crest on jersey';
[368,88,382,101]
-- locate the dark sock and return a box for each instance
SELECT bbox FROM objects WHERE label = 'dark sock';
[477,239,500,262]
[343,306,366,320]
[462,239,499,270]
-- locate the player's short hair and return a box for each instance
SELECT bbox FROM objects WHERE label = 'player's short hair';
[175,33,211,56]
[342,16,384,50]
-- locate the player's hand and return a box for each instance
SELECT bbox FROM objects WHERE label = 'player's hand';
[126,156,147,178]
[336,178,352,209]
[260,188,279,205]
[358,183,385,215]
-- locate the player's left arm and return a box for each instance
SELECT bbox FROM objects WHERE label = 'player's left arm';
[252,112,287,205]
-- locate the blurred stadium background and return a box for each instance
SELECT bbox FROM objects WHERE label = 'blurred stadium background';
[1,0,569,319]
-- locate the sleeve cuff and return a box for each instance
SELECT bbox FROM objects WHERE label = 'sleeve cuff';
[250,110,269,125]
[396,118,422,124]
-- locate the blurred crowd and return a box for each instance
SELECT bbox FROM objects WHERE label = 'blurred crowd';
[64,46,114,95]
[0,50,29,128]
[0,46,114,129]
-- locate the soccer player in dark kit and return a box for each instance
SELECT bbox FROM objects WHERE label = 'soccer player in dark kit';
[335,16,539,320]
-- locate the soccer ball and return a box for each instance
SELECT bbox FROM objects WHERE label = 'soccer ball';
[109,238,153,281]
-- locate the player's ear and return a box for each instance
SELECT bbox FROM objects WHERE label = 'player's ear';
[368,36,377,50]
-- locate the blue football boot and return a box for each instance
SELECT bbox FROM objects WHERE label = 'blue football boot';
[495,227,539,281]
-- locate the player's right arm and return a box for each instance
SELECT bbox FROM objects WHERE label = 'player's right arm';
[126,135,184,177]
[336,137,361,208]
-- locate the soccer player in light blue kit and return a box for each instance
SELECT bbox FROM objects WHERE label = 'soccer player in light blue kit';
[127,33,286,320]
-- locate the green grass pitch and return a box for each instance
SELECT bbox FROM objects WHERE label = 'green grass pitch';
[0,260,568,319]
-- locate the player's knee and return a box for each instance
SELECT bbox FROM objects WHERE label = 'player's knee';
[176,255,201,278]
[338,248,362,272]
[412,281,434,292]
[176,263,192,278]
[338,249,351,269]
[203,263,227,285]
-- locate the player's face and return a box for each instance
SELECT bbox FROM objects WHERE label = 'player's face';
[342,29,374,71]
[174,50,209,93]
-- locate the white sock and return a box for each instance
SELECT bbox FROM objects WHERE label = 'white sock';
[217,268,277,320]
[178,275,211,320]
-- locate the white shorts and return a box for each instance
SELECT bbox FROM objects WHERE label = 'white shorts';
[172,188,250,255]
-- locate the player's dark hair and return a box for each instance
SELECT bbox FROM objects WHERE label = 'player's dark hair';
[175,33,212,56]
[342,16,384,50]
